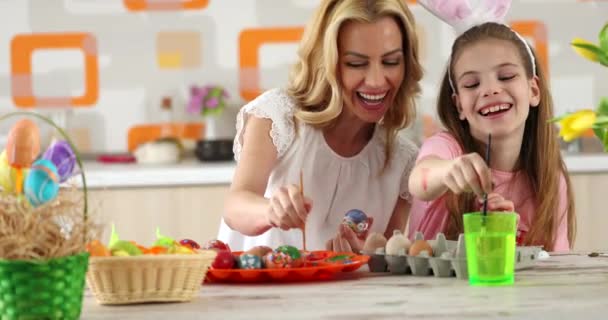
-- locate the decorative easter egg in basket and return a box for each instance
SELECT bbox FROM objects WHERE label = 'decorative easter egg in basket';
[0,111,94,320]
[42,139,77,183]
[5,118,40,195]
[0,150,29,193]
[23,158,60,207]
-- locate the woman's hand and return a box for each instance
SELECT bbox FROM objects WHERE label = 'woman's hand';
[325,217,374,253]
[443,153,492,198]
[267,184,312,230]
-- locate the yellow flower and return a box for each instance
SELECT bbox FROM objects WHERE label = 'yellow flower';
[558,109,597,142]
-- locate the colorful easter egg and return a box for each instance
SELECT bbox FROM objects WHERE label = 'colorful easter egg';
[0,150,29,193]
[342,209,371,237]
[238,253,262,269]
[6,119,40,168]
[212,250,235,269]
[86,240,111,257]
[42,140,76,183]
[24,159,59,207]
[179,239,201,250]
[263,245,303,269]
[109,240,142,256]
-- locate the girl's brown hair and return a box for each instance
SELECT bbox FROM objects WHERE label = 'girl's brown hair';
[287,0,423,168]
[438,22,575,251]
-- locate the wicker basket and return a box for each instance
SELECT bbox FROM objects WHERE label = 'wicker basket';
[0,252,89,320]
[0,111,91,320]
[86,250,217,305]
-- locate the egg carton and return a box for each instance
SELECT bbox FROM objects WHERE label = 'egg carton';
[361,232,543,279]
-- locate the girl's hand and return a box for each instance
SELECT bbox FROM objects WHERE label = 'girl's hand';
[443,153,492,198]
[325,218,374,253]
[478,192,515,212]
[267,184,312,230]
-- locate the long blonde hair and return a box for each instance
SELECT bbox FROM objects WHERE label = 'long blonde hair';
[287,0,422,167]
[438,22,575,251]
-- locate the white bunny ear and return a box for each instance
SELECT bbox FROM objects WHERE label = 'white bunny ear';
[419,0,514,34]
[418,0,473,34]
[480,0,512,23]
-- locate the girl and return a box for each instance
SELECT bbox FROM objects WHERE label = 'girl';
[407,22,576,252]
[219,0,423,252]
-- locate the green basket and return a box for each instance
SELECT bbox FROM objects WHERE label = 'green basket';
[0,253,89,320]
[0,112,90,320]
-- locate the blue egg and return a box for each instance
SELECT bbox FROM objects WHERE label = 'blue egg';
[238,253,262,269]
[24,159,59,207]
[344,209,368,223]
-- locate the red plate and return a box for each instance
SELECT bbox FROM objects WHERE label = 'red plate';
[204,250,369,283]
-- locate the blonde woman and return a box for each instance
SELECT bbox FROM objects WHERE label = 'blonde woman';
[220,0,423,253]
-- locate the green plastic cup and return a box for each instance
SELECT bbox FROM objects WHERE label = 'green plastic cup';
[463,212,517,286]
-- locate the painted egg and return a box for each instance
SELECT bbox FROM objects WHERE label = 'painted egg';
[179,239,201,250]
[238,253,263,269]
[6,119,40,168]
[263,245,303,269]
[385,230,411,256]
[0,150,29,193]
[24,159,59,207]
[342,209,371,237]
[203,239,231,252]
[212,250,235,269]
[362,232,387,252]
[409,239,434,257]
[42,140,76,183]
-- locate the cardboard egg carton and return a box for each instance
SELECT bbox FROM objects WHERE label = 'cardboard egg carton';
[361,232,543,279]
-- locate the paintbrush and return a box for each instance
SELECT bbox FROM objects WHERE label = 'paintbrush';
[482,133,492,217]
[300,170,307,252]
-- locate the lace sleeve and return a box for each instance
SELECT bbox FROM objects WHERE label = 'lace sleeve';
[233,88,297,162]
[397,134,420,202]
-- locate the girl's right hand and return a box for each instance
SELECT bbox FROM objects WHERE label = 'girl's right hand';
[267,184,312,231]
[443,153,492,198]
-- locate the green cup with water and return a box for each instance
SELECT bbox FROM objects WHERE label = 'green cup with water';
[463,212,517,286]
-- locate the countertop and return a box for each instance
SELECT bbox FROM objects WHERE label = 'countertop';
[73,153,608,189]
[81,253,608,319]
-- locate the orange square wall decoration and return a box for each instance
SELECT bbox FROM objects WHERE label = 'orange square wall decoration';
[124,0,209,11]
[10,32,99,108]
[239,27,304,101]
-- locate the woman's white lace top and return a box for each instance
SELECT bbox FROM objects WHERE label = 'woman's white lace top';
[218,88,419,251]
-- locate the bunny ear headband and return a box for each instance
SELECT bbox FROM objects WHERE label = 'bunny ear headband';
[418,0,536,92]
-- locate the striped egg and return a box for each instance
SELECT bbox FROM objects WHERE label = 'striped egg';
[24,159,59,207]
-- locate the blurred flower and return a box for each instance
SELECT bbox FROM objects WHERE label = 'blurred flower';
[556,110,596,142]
[552,23,608,151]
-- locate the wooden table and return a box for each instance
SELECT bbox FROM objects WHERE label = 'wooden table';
[81,254,608,319]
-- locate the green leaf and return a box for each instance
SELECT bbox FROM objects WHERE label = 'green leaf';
[600,52,608,67]
[572,42,604,56]
[603,129,608,152]
[599,97,608,115]
[599,23,608,52]
[594,115,608,125]
[108,223,120,248]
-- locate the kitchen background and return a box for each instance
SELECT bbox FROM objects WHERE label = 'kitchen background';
[0,0,606,154]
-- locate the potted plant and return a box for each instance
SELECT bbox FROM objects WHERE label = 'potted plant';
[187,85,235,161]
[551,22,608,149]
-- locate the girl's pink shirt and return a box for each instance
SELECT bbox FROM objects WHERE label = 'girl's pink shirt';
[408,132,570,252]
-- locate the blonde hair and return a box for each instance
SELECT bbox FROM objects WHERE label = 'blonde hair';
[287,0,423,167]
[438,22,575,251]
